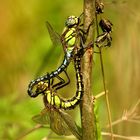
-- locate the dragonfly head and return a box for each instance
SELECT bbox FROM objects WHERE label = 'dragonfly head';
[35,81,49,95]
[65,16,80,28]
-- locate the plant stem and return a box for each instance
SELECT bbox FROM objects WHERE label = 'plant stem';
[80,0,95,140]
[99,48,114,140]
[95,7,114,140]
[16,124,46,140]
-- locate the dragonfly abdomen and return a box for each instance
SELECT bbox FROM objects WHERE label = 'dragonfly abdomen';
[43,55,84,110]
[28,51,74,97]
[49,52,73,78]
[43,89,83,110]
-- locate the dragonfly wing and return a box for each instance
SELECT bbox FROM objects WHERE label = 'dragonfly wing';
[32,108,50,125]
[46,21,61,46]
[32,108,71,135]
[35,21,63,77]
[49,108,72,136]
[58,109,82,139]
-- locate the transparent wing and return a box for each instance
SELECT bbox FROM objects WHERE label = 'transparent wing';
[58,109,82,139]
[35,21,63,77]
[32,108,50,125]
[46,21,61,46]
[32,108,72,136]
[49,108,72,136]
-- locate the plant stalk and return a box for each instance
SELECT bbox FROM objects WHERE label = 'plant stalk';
[80,0,96,140]
[95,8,114,140]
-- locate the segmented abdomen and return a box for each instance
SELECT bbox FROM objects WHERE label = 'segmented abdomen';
[43,55,84,110]
[27,51,73,97]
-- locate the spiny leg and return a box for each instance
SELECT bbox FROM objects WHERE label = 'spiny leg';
[54,70,70,91]
[77,34,93,56]
[52,74,65,89]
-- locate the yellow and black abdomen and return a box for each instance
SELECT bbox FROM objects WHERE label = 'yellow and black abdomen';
[43,55,83,110]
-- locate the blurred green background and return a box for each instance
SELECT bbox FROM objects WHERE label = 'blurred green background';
[0,0,140,140]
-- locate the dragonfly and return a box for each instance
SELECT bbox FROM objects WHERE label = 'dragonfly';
[31,51,85,138]
[27,14,92,98]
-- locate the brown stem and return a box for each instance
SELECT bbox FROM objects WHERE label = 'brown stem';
[80,0,96,140]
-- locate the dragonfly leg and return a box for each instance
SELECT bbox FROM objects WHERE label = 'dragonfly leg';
[53,70,70,91]
[52,75,65,89]
[76,35,93,56]
[79,20,94,36]
[77,21,94,54]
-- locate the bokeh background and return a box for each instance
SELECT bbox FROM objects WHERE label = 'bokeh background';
[0,0,140,140]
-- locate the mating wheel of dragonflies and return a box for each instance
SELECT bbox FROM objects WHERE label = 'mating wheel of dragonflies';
[28,14,92,98]
[31,53,84,138]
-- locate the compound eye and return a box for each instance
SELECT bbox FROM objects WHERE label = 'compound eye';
[65,16,79,28]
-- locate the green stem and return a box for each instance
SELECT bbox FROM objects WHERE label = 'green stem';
[99,48,114,140]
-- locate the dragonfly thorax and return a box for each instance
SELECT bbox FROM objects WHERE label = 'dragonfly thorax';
[65,28,76,48]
